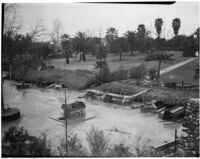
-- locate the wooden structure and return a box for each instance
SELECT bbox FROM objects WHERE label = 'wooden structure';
[61,101,86,119]
[140,100,157,113]
[154,129,179,156]
[163,106,185,121]
[86,90,103,100]
[86,89,151,105]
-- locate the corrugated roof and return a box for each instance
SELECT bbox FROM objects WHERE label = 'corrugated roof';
[170,106,184,113]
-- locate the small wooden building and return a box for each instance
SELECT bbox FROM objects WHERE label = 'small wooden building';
[163,106,185,121]
[62,101,86,118]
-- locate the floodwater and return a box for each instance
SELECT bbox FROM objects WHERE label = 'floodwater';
[2,80,182,154]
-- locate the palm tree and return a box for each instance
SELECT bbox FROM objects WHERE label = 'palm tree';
[155,18,163,38]
[194,27,199,40]
[105,27,118,40]
[94,61,107,84]
[125,31,137,56]
[73,32,90,61]
[137,24,146,53]
[105,27,118,53]
[137,24,146,35]
[61,34,71,64]
[172,18,181,36]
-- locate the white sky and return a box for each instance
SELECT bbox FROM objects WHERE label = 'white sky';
[15,1,199,39]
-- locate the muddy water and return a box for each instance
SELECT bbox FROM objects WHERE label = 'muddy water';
[2,80,182,154]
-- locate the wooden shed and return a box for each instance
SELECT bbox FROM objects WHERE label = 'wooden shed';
[163,106,185,121]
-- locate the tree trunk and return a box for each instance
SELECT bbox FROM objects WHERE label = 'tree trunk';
[79,52,82,62]
[2,78,5,113]
[83,52,86,61]
[9,64,12,80]
[146,51,149,59]
[130,49,133,56]
[66,54,69,64]
[157,60,161,79]
[119,52,122,61]
[100,67,102,84]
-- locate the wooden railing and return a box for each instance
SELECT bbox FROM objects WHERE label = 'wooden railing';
[154,140,179,152]
[154,129,179,155]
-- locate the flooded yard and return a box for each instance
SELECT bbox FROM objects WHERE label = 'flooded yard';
[2,80,182,153]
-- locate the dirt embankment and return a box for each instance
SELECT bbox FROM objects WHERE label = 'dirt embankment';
[12,68,96,90]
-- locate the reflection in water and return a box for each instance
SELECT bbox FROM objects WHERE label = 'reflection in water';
[2,80,182,153]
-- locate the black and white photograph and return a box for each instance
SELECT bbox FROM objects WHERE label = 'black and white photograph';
[1,1,199,157]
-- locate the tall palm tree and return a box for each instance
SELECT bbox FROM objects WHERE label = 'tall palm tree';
[105,27,118,53]
[61,34,71,64]
[155,18,163,38]
[172,18,181,36]
[73,32,90,61]
[105,27,118,40]
[137,24,146,53]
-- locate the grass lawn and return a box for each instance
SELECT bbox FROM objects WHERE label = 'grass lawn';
[161,58,199,85]
[47,51,191,73]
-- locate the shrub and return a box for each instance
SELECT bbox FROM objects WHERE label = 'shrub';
[129,64,147,85]
[95,64,112,84]
[86,126,109,156]
[108,143,133,157]
[2,126,51,157]
[134,136,156,157]
[57,133,88,156]
[99,83,139,95]
[149,68,157,80]
[110,65,128,81]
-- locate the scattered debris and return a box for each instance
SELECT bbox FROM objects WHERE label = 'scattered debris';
[106,127,132,135]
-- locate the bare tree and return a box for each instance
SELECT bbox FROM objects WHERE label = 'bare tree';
[97,24,104,39]
[30,19,48,42]
[3,3,22,35]
[50,18,64,53]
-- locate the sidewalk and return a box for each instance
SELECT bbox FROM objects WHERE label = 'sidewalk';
[160,58,197,75]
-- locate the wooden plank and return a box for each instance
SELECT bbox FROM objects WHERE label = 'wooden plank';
[154,140,179,152]
[106,93,124,98]
[124,89,151,99]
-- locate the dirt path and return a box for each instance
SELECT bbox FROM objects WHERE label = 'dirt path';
[160,57,197,75]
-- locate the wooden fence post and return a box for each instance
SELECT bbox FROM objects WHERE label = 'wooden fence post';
[174,129,177,152]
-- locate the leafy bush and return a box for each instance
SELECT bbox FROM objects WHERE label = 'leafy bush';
[95,63,112,84]
[129,64,147,85]
[110,65,128,81]
[145,52,174,61]
[86,126,109,156]
[134,136,156,157]
[149,68,157,80]
[108,143,133,157]
[58,133,88,156]
[2,126,51,157]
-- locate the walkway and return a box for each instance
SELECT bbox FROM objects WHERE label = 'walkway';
[160,57,197,75]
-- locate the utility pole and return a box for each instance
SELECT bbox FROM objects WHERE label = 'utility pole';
[64,88,68,155]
